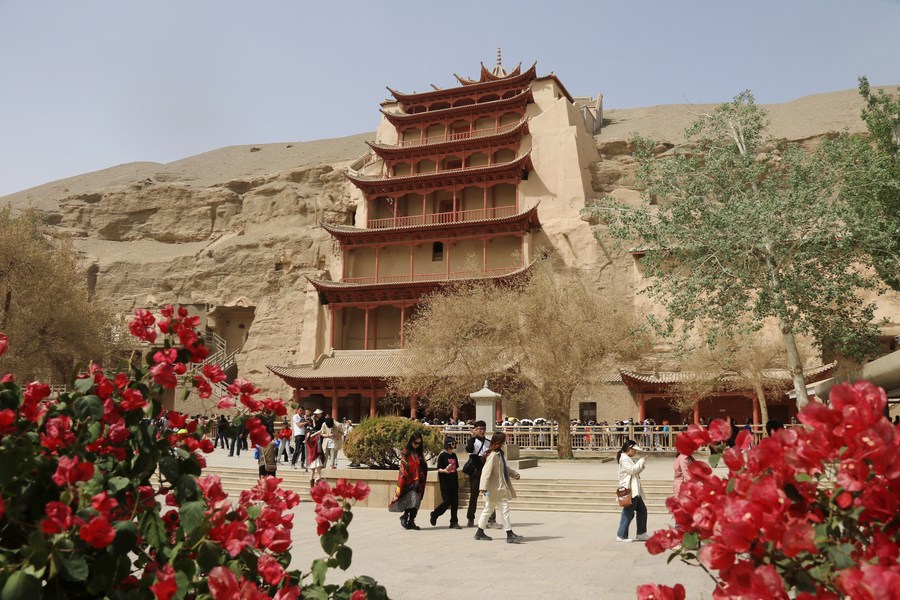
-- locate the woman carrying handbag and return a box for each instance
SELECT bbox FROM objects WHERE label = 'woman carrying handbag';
[616,439,648,542]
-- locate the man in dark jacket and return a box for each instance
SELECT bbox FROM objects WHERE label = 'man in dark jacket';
[464,421,497,528]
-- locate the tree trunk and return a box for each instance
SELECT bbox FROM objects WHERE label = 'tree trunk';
[764,248,809,408]
[556,419,573,459]
[753,383,770,436]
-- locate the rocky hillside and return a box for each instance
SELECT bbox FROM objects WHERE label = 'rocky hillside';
[0,88,885,400]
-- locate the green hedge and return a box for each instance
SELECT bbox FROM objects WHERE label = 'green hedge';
[343,417,443,469]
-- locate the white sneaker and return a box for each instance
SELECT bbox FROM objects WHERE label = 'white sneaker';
[616,536,632,543]
[634,533,650,542]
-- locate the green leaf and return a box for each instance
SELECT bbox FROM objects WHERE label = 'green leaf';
[59,554,89,582]
[1,571,41,600]
[158,455,179,483]
[681,532,700,550]
[196,541,223,572]
[246,505,262,520]
[320,524,347,555]
[112,521,138,555]
[87,553,116,595]
[73,378,94,395]
[175,474,199,502]
[311,558,328,586]
[0,388,20,411]
[27,528,49,569]
[108,476,130,494]
[179,500,206,533]
[708,453,721,469]
[335,545,352,570]
[74,395,104,421]
[140,511,167,550]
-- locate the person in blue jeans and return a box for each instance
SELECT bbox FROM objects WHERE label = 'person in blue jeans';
[616,438,648,542]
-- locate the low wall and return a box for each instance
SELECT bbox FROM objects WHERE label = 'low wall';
[324,467,458,511]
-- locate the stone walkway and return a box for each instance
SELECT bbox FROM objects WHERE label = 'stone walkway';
[205,448,717,599]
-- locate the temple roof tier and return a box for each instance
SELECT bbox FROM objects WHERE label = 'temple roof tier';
[619,363,836,392]
[385,63,537,107]
[308,261,535,306]
[366,118,529,161]
[322,203,541,248]
[269,350,408,389]
[380,89,532,128]
[455,61,525,86]
[346,153,532,196]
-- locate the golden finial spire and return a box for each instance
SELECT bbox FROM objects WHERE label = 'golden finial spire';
[497,47,502,68]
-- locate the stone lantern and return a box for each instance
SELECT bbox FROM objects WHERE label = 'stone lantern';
[469,381,501,436]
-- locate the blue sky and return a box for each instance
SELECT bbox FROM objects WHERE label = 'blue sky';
[0,0,897,197]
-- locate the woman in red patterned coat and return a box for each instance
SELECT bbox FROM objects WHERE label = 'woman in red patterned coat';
[388,434,428,530]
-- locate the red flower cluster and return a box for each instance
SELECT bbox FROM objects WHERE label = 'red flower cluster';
[645,382,900,599]
[0,307,388,600]
[310,479,371,536]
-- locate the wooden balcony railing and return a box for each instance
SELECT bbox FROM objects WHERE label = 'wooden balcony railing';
[341,265,521,285]
[367,205,518,230]
[398,121,523,148]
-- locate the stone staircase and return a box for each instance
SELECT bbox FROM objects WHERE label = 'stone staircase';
[202,463,673,515]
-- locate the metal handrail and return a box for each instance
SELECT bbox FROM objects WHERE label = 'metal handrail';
[367,204,518,230]
[430,423,798,453]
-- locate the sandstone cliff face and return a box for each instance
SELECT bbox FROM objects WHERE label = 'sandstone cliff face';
[1,89,896,403]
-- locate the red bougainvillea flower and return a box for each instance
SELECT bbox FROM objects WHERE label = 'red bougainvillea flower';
[208,566,240,599]
[0,332,8,356]
[636,583,686,600]
[42,501,76,535]
[52,455,95,487]
[91,491,118,513]
[257,553,286,586]
[149,563,177,600]
[119,388,146,412]
[203,364,227,384]
[79,515,116,549]
[129,308,158,343]
[350,591,367,600]
[333,479,371,502]
[674,423,712,456]
[707,418,732,443]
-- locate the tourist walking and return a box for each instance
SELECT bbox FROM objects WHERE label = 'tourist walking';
[290,407,308,470]
[258,440,277,477]
[430,437,462,529]
[305,411,326,487]
[464,420,497,528]
[277,418,293,462]
[389,433,428,530]
[321,416,342,468]
[616,439,648,542]
[672,450,695,496]
[228,421,245,457]
[474,432,523,543]
[214,414,228,449]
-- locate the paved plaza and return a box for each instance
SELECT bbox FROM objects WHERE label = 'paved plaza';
[206,450,717,599]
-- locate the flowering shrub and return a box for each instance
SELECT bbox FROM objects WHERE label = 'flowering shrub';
[640,381,900,599]
[0,306,387,599]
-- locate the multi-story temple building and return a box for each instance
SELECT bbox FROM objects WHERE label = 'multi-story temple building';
[268,57,602,422]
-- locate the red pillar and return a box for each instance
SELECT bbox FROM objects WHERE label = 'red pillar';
[452,400,459,421]
[369,390,377,419]
[410,394,418,420]
[482,238,487,273]
[400,305,406,348]
[374,247,380,283]
[373,306,378,350]
[495,399,503,424]
[363,307,369,350]
[331,391,339,420]
[409,243,415,281]
[329,307,335,350]
[694,401,701,425]
[638,394,646,421]
[752,394,760,425]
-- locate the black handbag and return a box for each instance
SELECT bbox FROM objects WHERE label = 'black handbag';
[461,455,478,476]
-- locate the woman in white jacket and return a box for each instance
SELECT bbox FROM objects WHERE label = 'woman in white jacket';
[474,432,524,544]
[616,438,649,542]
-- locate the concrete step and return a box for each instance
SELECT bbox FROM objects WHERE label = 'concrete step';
[202,465,674,514]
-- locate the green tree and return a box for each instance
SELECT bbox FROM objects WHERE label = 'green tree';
[852,77,900,291]
[391,258,648,458]
[588,92,887,408]
[0,208,123,382]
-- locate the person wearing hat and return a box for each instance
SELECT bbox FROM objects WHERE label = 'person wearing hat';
[429,437,462,529]
[616,439,648,542]
[305,409,327,487]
